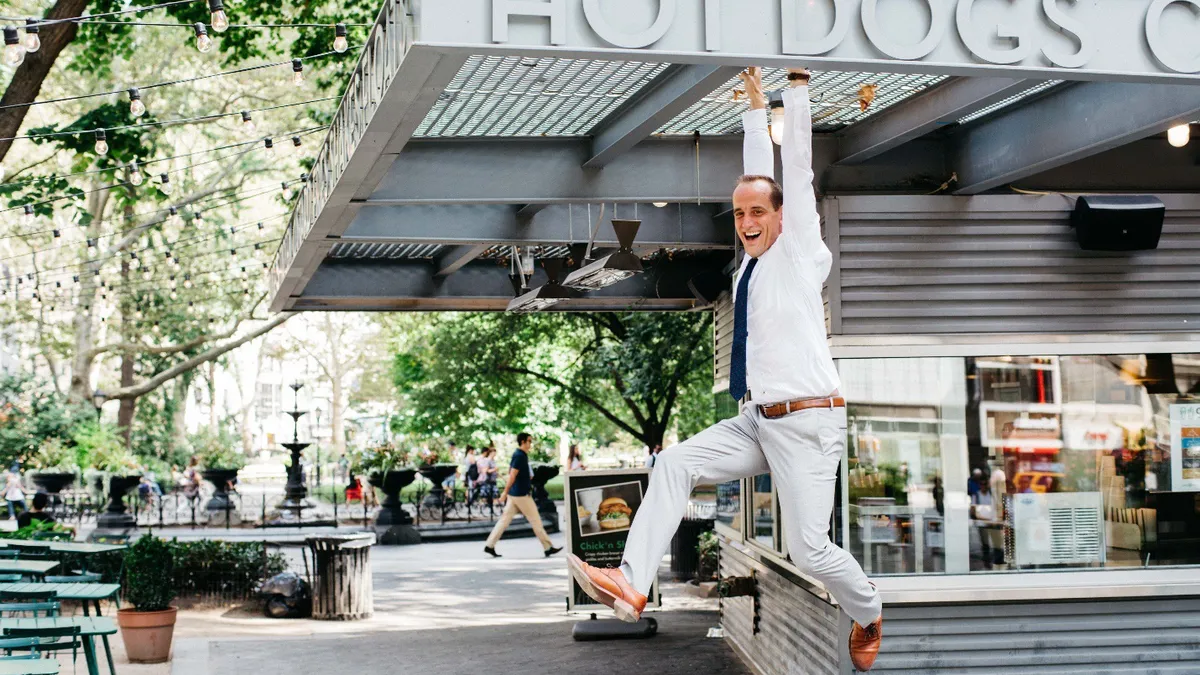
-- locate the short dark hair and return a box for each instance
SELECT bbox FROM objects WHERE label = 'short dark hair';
[517,432,532,446]
[32,492,48,510]
[735,174,784,211]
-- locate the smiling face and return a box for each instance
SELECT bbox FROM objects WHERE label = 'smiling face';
[733,178,783,258]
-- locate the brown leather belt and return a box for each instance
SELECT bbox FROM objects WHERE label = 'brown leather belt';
[759,396,845,419]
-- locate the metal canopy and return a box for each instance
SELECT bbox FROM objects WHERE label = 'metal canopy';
[268,0,1200,313]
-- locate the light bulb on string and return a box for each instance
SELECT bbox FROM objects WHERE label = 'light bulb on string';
[142,269,151,281]
[334,23,348,53]
[52,229,60,238]
[23,19,39,53]
[193,211,203,227]
[183,274,192,289]
[281,180,291,200]
[128,88,146,117]
[291,59,303,86]
[168,206,181,227]
[158,173,173,195]
[22,204,34,226]
[127,160,144,186]
[207,0,229,32]
[93,129,108,155]
[292,136,302,149]
[86,238,97,258]
[193,23,212,53]
[264,138,275,156]
[240,110,255,134]
[1168,123,1191,148]
[4,27,25,67]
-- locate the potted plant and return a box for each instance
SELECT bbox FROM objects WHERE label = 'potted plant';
[117,535,177,663]
[29,437,80,496]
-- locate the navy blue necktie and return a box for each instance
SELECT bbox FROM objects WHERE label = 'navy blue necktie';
[729,257,758,402]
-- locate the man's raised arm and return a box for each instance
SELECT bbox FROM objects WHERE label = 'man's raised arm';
[781,68,832,283]
[739,67,774,177]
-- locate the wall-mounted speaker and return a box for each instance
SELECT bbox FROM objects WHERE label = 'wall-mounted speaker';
[1070,195,1165,251]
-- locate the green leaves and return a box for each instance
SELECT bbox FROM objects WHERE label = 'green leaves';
[124,534,176,612]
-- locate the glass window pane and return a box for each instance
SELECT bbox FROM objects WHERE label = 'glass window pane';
[751,474,775,550]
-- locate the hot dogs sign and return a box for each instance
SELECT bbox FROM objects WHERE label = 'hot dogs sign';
[417,0,1200,82]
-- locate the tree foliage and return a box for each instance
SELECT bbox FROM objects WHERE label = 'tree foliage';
[391,312,716,449]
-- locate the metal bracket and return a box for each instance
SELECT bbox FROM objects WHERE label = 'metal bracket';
[718,571,761,635]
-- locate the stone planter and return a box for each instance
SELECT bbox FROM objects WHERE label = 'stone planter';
[31,471,76,495]
[370,469,420,545]
[96,474,141,531]
[202,468,241,525]
[417,464,458,507]
[117,607,177,663]
[530,463,560,533]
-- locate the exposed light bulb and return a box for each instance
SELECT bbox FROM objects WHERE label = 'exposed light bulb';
[193,211,203,226]
[1168,123,1191,148]
[183,274,192,289]
[292,136,302,148]
[24,19,39,53]
[142,270,151,281]
[193,23,212,53]
[127,160,144,186]
[128,88,146,117]
[240,110,255,134]
[4,27,24,67]
[168,206,181,227]
[291,58,303,86]
[22,204,33,226]
[93,129,108,155]
[134,310,143,320]
[208,0,229,33]
[281,180,291,200]
[158,173,173,195]
[52,229,61,238]
[264,138,275,155]
[334,23,348,53]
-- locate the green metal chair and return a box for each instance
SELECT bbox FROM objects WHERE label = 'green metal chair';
[0,636,49,660]
[2,626,81,664]
[44,573,102,584]
[0,601,60,618]
[0,574,21,583]
[0,590,58,603]
[0,550,19,559]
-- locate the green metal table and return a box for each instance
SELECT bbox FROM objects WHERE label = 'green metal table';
[0,660,59,675]
[0,563,57,580]
[0,618,115,675]
[0,585,120,675]
[0,543,125,556]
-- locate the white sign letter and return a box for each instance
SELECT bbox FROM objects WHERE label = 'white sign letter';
[956,0,1034,64]
[493,0,567,46]
[583,0,676,49]
[861,0,950,61]
[1041,0,1095,69]
[781,0,852,55]
[1146,0,1200,73]
[705,0,721,51]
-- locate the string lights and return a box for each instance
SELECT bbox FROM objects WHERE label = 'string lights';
[128,87,146,117]
[240,111,255,133]
[23,18,38,52]
[207,0,229,33]
[334,23,348,53]
[292,59,304,86]
[93,130,108,155]
[193,22,212,53]
[3,26,22,66]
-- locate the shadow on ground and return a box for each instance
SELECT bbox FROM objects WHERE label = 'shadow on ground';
[204,610,747,675]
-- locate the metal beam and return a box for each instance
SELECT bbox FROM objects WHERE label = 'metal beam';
[837,77,1030,165]
[434,245,490,277]
[294,253,731,312]
[953,82,1200,195]
[367,136,946,204]
[585,64,743,168]
[515,204,545,222]
[340,203,732,249]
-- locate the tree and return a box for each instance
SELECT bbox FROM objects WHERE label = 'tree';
[392,312,717,449]
[287,313,378,458]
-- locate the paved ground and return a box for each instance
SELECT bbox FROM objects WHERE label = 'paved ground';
[54,536,743,675]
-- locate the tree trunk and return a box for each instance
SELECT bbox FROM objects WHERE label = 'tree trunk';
[171,377,188,455]
[331,374,345,457]
[117,353,136,445]
[0,0,89,165]
[208,361,218,433]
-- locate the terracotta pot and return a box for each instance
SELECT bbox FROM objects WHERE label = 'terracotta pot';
[117,607,177,664]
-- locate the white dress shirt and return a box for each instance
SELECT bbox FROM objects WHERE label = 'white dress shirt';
[735,86,841,404]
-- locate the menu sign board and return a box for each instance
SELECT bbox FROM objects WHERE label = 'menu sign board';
[563,468,659,611]
[1171,404,1200,492]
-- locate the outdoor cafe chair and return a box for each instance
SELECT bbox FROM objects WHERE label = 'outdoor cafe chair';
[0,552,18,559]
[43,573,102,584]
[0,575,21,583]
[0,601,60,618]
[2,626,81,663]
[0,591,58,604]
[0,636,48,659]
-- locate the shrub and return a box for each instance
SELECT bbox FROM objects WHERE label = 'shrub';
[29,437,81,473]
[125,535,176,612]
[188,428,246,470]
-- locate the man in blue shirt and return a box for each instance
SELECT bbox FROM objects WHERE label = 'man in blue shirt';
[484,432,562,558]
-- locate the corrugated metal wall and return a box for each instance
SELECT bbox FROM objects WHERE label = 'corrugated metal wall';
[828,194,1200,336]
[721,538,1200,675]
[720,542,841,675]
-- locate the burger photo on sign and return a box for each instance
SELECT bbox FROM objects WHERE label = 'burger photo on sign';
[597,497,633,530]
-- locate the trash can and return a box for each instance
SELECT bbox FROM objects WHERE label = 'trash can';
[670,517,714,581]
[306,533,375,620]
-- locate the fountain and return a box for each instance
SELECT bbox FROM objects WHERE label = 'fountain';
[263,382,330,527]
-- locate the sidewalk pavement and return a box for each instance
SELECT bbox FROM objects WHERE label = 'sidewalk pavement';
[152,536,743,675]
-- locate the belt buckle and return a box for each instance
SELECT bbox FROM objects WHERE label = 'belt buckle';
[785,401,792,415]
[828,396,835,409]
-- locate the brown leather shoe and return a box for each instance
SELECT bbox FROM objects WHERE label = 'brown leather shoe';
[566,554,647,623]
[849,616,882,672]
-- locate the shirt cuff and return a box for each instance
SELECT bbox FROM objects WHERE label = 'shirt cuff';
[742,108,768,131]
[781,86,808,108]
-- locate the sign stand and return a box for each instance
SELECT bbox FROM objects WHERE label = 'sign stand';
[564,468,661,641]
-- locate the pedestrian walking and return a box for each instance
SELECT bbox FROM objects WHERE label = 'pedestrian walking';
[4,466,26,520]
[566,67,883,672]
[483,433,562,558]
